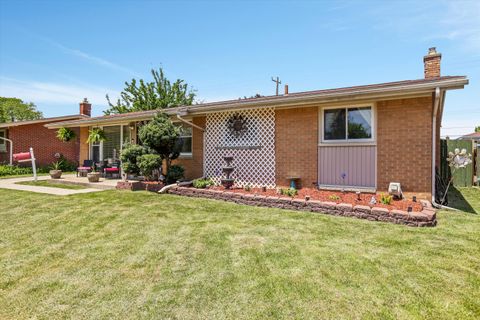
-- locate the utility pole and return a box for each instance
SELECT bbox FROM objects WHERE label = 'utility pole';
[271,76,281,96]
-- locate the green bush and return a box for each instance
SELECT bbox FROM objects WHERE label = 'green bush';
[120,143,148,176]
[166,165,184,184]
[0,165,32,177]
[380,194,393,205]
[193,178,214,189]
[137,154,162,181]
[280,188,298,197]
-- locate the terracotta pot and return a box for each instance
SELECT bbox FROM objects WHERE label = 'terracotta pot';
[49,170,62,179]
[87,172,101,183]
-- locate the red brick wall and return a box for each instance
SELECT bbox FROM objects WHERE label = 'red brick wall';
[0,121,80,167]
[173,116,205,180]
[275,107,318,188]
[376,96,433,196]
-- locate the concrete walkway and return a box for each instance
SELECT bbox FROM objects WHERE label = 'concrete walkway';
[0,175,104,195]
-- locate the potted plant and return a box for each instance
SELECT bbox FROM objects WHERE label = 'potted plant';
[49,160,63,179]
[87,163,101,183]
[56,127,76,142]
[86,127,107,144]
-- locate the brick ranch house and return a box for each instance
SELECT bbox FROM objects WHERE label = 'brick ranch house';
[0,104,90,166]
[46,48,468,201]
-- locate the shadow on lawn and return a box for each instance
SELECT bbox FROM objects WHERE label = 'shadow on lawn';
[447,187,478,214]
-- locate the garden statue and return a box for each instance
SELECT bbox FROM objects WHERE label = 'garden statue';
[221,155,235,189]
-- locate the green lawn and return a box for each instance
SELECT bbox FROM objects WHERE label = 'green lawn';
[0,188,479,319]
[16,180,87,190]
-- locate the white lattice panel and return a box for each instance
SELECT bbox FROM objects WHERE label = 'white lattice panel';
[204,107,276,188]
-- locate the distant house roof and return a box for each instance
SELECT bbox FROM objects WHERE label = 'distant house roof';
[459,132,480,140]
[0,114,87,129]
[46,76,468,129]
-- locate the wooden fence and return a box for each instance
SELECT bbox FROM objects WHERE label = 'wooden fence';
[439,139,476,187]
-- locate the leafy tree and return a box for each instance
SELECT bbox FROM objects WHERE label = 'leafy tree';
[138,112,181,175]
[475,126,480,133]
[0,97,43,123]
[104,68,195,115]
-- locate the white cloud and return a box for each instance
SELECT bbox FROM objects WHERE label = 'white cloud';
[0,76,119,109]
[43,38,140,77]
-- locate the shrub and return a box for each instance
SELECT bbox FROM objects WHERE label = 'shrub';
[193,178,214,189]
[328,194,340,201]
[244,184,251,192]
[0,165,32,177]
[137,154,162,181]
[56,127,76,142]
[120,143,148,176]
[380,194,393,205]
[166,165,184,184]
[280,188,298,197]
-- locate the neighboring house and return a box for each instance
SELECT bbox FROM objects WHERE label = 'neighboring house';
[0,102,90,166]
[458,132,480,141]
[46,48,468,200]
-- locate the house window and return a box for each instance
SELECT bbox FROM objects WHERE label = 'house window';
[323,106,373,141]
[178,124,192,156]
[0,129,6,152]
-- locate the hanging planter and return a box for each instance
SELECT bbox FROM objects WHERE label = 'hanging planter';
[86,128,107,144]
[56,127,76,142]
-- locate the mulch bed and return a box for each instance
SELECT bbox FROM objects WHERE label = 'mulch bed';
[210,187,423,212]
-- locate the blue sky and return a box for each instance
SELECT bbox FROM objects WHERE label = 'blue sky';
[0,0,478,137]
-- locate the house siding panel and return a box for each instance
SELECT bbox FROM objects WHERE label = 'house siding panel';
[318,145,376,188]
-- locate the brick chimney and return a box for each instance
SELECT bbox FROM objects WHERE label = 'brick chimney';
[423,47,441,79]
[284,84,289,95]
[79,98,91,117]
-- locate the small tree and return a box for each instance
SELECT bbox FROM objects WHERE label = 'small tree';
[475,126,480,133]
[137,154,162,181]
[138,112,181,175]
[120,143,147,177]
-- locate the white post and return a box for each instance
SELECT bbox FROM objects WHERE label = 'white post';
[30,147,37,181]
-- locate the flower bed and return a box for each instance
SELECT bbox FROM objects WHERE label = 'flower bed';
[210,187,423,211]
[168,186,437,227]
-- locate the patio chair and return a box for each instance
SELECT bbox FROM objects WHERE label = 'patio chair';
[77,160,94,177]
[104,161,120,179]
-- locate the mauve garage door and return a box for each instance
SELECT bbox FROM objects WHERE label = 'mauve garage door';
[318,145,376,188]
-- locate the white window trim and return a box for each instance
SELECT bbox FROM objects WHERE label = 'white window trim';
[0,129,6,152]
[173,119,193,158]
[319,103,376,145]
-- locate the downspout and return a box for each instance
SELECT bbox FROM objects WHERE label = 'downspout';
[431,87,457,210]
[176,114,205,132]
[0,136,13,165]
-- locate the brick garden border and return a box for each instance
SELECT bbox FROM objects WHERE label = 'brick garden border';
[168,186,437,227]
